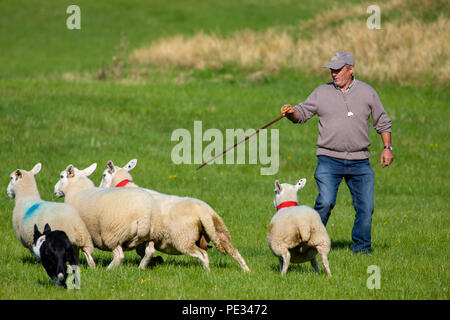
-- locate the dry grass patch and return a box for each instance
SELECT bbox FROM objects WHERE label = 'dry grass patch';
[130,0,449,86]
[295,16,449,85]
[131,29,294,71]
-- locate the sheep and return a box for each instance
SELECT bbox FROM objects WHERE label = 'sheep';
[6,163,95,268]
[54,163,160,270]
[99,159,250,272]
[267,179,331,276]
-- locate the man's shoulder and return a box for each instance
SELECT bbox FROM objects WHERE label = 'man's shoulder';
[319,82,336,89]
[354,80,377,94]
[313,82,336,93]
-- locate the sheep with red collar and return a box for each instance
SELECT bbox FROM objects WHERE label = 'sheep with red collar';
[267,179,331,276]
[6,163,95,268]
[98,159,250,272]
[54,163,161,270]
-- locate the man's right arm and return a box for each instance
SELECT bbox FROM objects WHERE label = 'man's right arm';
[281,104,301,123]
[280,88,320,124]
[280,86,322,123]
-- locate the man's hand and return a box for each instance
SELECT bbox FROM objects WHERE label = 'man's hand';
[380,149,394,167]
[380,132,393,167]
[280,104,300,123]
[281,104,294,115]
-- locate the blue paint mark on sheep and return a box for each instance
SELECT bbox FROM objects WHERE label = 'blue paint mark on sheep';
[24,203,42,220]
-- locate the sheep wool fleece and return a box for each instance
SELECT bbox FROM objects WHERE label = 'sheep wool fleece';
[293,80,392,160]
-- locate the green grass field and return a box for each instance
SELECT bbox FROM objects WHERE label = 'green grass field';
[0,0,448,300]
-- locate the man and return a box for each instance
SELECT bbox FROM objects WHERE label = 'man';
[281,51,393,254]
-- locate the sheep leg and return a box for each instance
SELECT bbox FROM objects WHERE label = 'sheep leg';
[81,248,96,268]
[186,247,210,271]
[226,247,250,272]
[277,257,283,272]
[321,255,331,277]
[136,243,163,266]
[108,245,125,269]
[218,234,250,272]
[280,250,291,276]
[317,246,331,277]
[230,249,250,272]
[310,255,320,275]
[138,241,156,270]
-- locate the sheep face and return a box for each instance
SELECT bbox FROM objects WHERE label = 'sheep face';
[54,163,97,198]
[99,161,116,188]
[7,163,41,199]
[273,178,306,209]
[99,159,137,188]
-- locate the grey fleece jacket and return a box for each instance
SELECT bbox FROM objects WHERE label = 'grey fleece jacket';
[293,79,391,160]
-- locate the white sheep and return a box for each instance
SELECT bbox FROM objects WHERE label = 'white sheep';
[99,159,250,272]
[54,163,161,270]
[267,179,331,276]
[6,163,95,268]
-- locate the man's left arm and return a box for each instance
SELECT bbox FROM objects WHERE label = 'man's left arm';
[380,131,394,167]
[369,88,393,168]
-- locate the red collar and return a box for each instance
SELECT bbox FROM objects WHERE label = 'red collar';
[115,179,131,188]
[277,201,298,211]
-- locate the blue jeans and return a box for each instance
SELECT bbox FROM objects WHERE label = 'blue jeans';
[313,155,374,253]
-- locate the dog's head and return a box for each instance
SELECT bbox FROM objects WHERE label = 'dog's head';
[32,224,51,259]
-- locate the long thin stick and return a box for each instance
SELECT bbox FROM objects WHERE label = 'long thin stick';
[196,106,291,170]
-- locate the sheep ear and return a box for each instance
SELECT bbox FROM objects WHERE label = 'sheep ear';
[31,163,42,175]
[83,163,97,176]
[107,160,115,172]
[124,159,137,171]
[66,165,75,178]
[296,178,307,190]
[274,180,281,192]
